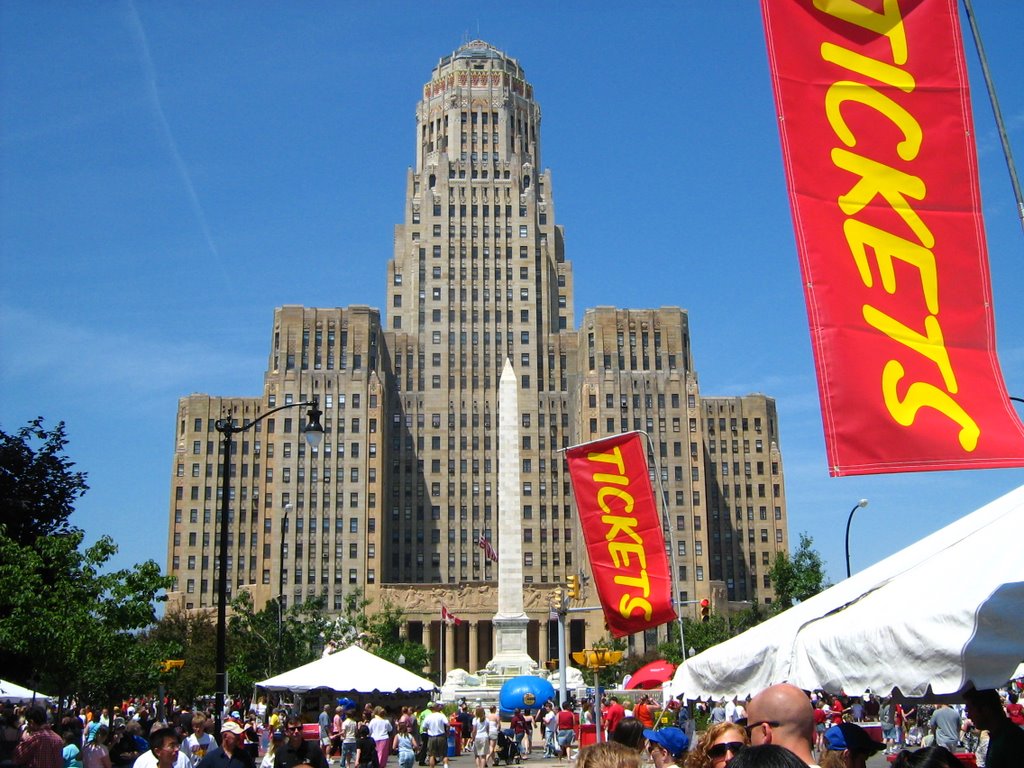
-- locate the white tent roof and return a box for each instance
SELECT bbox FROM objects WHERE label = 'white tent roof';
[0,679,53,704]
[670,484,1024,702]
[256,645,437,696]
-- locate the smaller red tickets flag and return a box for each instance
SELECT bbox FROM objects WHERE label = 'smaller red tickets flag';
[566,432,677,638]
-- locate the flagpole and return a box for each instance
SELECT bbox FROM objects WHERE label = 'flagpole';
[962,0,1024,235]
[638,431,686,657]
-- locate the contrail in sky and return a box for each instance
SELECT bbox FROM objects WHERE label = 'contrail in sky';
[124,1,230,290]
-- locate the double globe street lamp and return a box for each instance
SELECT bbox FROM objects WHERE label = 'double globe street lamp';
[213,399,323,734]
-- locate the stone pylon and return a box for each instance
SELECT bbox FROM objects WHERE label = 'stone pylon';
[486,359,537,675]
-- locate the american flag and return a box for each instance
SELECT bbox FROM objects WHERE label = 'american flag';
[478,533,498,563]
[441,604,463,625]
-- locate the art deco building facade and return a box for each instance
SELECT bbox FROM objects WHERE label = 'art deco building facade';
[165,41,789,672]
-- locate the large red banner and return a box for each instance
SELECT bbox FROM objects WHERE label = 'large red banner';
[566,432,677,638]
[761,0,1024,475]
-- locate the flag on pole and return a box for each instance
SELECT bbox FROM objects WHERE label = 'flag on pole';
[565,431,677,638]
[478,533,498,563]
[441,605,463,626]
[759,0,1024,475]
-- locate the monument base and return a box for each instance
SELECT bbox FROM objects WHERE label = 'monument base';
[486,614,538,676]
[439,665,587,706]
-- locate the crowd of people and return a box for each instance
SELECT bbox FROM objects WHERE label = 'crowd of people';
[2,682,1022,768]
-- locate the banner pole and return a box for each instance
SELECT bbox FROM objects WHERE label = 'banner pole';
[962,0,1024,236]
[637,430,686,658]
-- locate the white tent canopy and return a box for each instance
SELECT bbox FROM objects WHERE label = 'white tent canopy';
[670,484,1024,702]
[257,645,437,697]
[0,679,53,704]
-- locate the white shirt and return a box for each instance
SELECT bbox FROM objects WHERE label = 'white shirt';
[134,750,191,768]
[368,717,393,741]
[182,733,213,768]
[423,712,449,738]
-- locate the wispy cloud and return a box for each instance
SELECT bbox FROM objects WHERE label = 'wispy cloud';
[123,1,229,290]
[0,305,262,409]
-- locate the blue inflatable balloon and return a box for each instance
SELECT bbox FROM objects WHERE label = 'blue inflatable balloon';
[499,676,555,714]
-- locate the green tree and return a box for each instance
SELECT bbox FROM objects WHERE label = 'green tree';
[140,607,218,706]
[220,587,430,697]
[321,589,430,675]
[769,532,829,611]
[0,418,87,544]
[729,601,768,635]
[0,530,171,709]
[0,418,172,709]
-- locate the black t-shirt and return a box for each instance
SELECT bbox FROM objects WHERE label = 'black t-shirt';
[985,722,1024,768]
[355,737,379,768]
[274,740,328,768]
[457,712,472,738]
[109,734,143,766]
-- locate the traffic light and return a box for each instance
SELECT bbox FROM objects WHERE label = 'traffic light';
[567,574,581,600]
[552,587,565,608]
[159,659,185,673]
[699,598,711,622]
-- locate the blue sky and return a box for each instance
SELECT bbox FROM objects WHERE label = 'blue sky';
[2,2,1022,586]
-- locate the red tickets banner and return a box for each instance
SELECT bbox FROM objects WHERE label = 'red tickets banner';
[761,0,1024,475]
[566,432,677,638]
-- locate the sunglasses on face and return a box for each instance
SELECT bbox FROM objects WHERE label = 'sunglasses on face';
[707,742,745,760]
[286,727,303,733]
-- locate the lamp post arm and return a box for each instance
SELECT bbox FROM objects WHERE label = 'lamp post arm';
[214,399,319,437]
[844,504,856,579]
[844,501,868,579]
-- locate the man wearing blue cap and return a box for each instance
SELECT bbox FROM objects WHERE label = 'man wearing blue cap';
[821,723,883,768]
[642,727,689,768]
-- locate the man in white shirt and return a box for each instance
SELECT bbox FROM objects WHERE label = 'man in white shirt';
[421,704,449,768]
[181,715,214,768]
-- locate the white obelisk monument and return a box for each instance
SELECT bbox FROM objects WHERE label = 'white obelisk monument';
[486,359,538,675]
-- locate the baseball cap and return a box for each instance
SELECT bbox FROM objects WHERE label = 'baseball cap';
[220,722,244,736]
[643,727,690,758]
[824,723,884,753]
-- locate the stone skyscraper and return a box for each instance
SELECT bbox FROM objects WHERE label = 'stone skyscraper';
[166,41,789,673]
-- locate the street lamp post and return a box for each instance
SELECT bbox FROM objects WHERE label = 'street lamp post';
[844,498,869,579]
[277,503,292,671]
[214,400,323,735]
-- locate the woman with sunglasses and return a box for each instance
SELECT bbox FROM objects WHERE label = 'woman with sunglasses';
[683,722,747,768]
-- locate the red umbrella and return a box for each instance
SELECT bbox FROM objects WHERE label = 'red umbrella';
[624,659,677,690]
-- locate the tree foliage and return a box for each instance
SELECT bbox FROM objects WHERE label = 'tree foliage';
[0,418,87,544]
[769,532,829,612]
[140,608,217,707]
[0,418,172,708]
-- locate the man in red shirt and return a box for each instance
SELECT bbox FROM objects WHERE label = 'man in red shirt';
[603,697,626,739]
[12,707,63,768]
[830,697,845,726]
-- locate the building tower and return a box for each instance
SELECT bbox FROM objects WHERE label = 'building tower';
[165,40,790,677]
[382,40,575,589]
